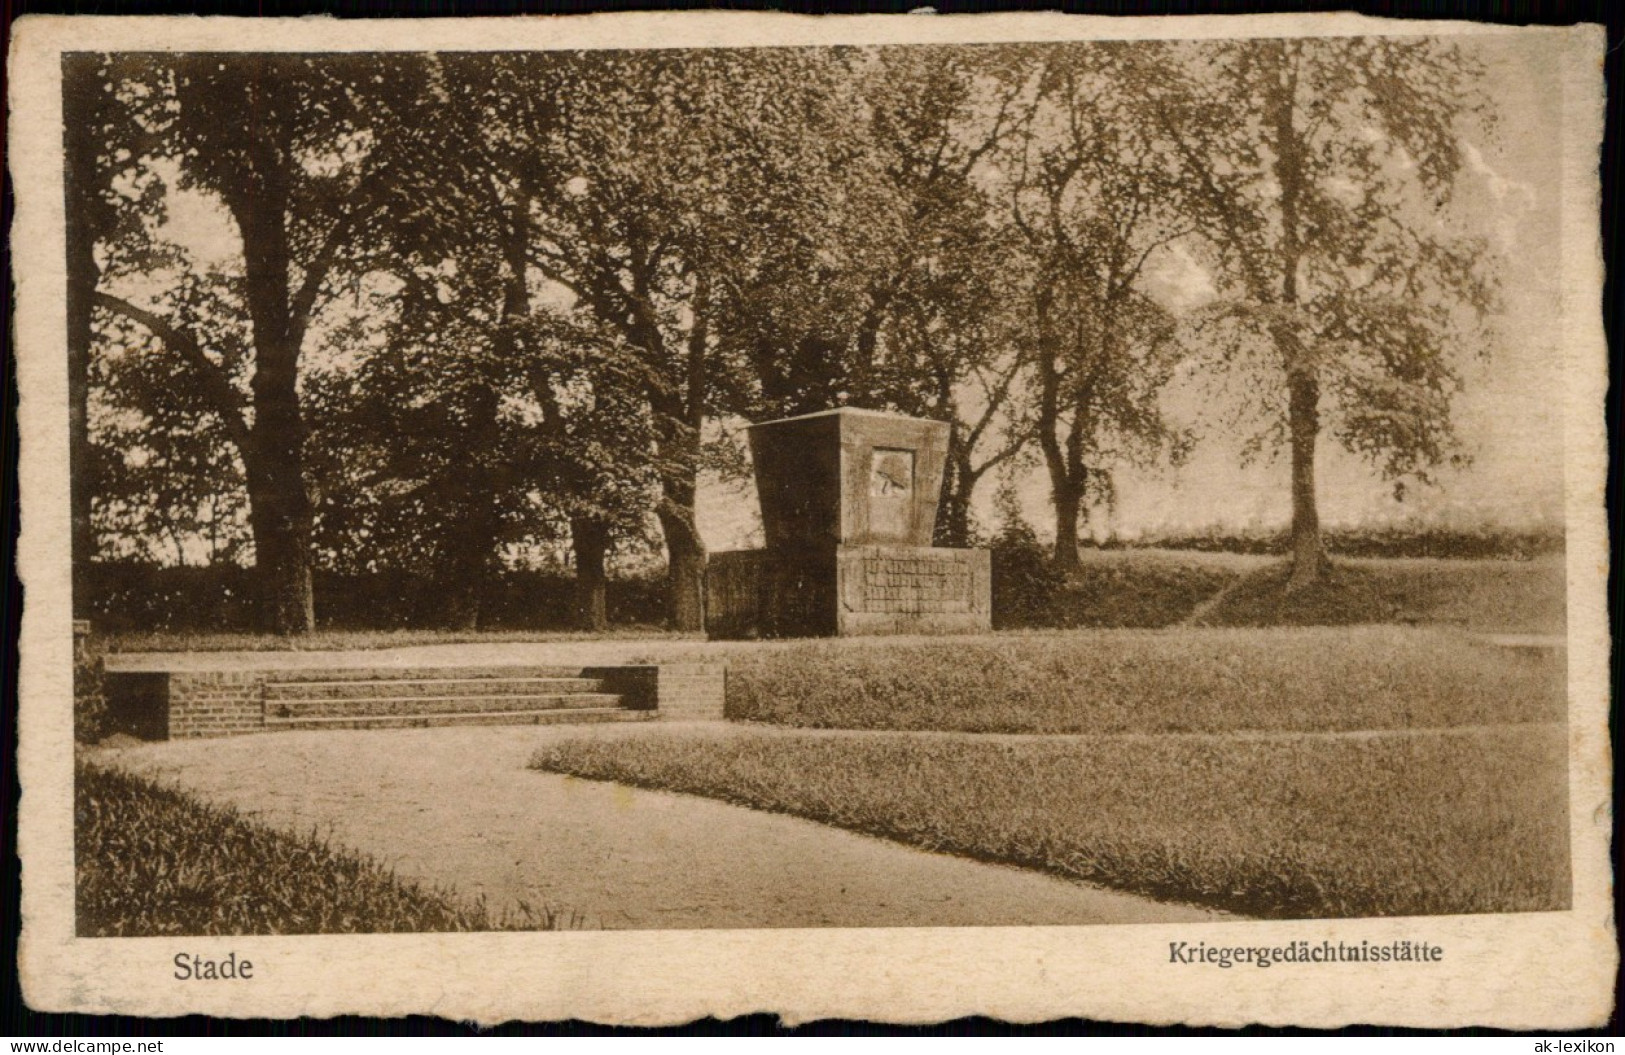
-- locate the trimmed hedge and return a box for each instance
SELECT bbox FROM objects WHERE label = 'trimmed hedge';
[1102,524,1564,561]
[81,561,665,633]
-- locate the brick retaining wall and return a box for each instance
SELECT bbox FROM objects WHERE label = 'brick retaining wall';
[582,664,726,720]
[104,661,728,738]
[168,671,267,738]
[652,663,727,721]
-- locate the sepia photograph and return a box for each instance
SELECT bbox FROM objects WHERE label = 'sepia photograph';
[10,11,1614,1027]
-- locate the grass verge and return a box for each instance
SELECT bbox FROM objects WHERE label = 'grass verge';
[532,725,1570,919]
[1051,549,1265,628]
[723,627,1565,734]
[1193,557,1566,633]
[76,762,577,935]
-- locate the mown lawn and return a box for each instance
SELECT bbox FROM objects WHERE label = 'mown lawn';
[531,724,1570,920]
[724,627,1566,734]
[1032,550,1563,631]
[76,762,577,935]
[1053,549,1267,627]
[1195,556,1567,633]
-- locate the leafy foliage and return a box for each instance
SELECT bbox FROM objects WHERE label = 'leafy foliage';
[72,40,1508,629]
[1168,38,1499,579]
[988,489,1065,629]
[80,562,666,634]
[88,278,253,565]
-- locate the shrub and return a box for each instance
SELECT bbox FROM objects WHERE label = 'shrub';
[1103,524,1565,560]
[990,524,1065,629]
[74,631,109,744]
[82,560,669,634]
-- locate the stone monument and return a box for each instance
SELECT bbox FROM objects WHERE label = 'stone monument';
[707,408,991,638]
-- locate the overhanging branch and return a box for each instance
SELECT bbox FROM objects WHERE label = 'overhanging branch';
[91,291,254,457]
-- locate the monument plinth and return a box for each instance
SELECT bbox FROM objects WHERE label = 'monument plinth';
[708,408,991,638]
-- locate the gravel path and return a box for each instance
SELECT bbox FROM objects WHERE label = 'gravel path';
[89,725,1229,930]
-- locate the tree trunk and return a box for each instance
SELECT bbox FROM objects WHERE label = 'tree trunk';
[1037,396,1087,573]
[242,371,315,633]
[653,271,710,633]
[239,181,317,636]
[239,359,316,635]
[570,517,610,632]
[229,141,320,634]
[935,435,976,548]
[442,383,504,630]
[65,191,98,617]
[1286,370,1327,590]
[657,469,707,632]
[1051,475,1084,572]
[243,449,315,635]
[63,65,103,618]
[1031,290,1084,573]
[1268,45,1325,592]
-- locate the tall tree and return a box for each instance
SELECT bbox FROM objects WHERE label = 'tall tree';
[502,49,873,629]
[1007,45,1193,568]
[856,48,1036,547]
[306,272,658,630]
[429,54,663,630]
[723,47,1036,547]
[304,260,527,628]
[84,54,438,632]
[517,315,662,632]
[88,284,253,567]
[1167,37,1498,587]
[63,55,171,606]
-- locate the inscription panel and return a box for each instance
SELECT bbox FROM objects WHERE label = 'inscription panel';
[860,555,972,613]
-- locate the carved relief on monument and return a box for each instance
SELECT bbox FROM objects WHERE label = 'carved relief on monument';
[868,448,915,538]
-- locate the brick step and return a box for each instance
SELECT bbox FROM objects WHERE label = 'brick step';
[265,693,626,719]
[261,665,592,684]
[264,707,654,731]
[264,677,606,702]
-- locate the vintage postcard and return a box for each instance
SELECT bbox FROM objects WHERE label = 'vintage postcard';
[9,11,1615,1027]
